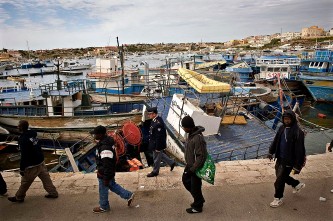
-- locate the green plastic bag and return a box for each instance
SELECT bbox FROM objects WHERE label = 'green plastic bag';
[196,154,216,185]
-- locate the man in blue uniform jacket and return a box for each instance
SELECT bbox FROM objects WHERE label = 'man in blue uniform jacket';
[146,107,176,177]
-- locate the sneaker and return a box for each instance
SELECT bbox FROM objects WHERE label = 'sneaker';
[293,183,305,194]
[270,198,283,208]
[147,172,158,177]
[128,193,135,206]
[45,194,58,199]
[186,207,202,214]
[8,196,24,203]
[170,162,176,171]
[92,206,110,214]
[330,189,333,193]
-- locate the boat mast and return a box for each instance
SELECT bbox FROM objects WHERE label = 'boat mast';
[116,37,125,94]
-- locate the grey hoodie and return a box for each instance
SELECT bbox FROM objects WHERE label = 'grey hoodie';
[184,126,208,173]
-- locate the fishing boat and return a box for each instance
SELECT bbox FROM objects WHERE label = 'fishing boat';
[61,60,92,71]
[50,121,144,173]
[0,79,143,142]
[299,49,333,102]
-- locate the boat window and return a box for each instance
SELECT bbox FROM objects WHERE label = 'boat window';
[281,67,288,72]
[319,62,323,67]
[268,67,274,72]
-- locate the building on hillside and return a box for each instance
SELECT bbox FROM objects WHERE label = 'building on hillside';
[281,32,301,40]
[301,26,325,37]
[330,28,333,36]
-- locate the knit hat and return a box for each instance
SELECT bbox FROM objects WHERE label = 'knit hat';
[181,116,195,128]
[90,125,106,135]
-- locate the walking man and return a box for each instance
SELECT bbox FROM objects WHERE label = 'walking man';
[181,116,207,214]
[8,120,58,203]
[146,107,176,177]
[268,110,306,208]
[91,125,135,213]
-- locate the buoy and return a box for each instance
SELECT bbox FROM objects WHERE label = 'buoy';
[317,113,327,119]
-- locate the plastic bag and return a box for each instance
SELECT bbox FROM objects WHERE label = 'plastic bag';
[195,154,216,185]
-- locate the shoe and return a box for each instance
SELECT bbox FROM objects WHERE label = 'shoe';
[128,193,135,206]
[170,162,176,171]
[45,194,58,199]
[293,183,305,194]
[331,189,333,193]
[92,206,110,214]
[147,172,158,177]
[186,207,202,214]
[8,196,24,203]
[270,198,283,208]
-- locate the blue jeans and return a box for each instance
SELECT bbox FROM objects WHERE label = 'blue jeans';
[98,178,133,210]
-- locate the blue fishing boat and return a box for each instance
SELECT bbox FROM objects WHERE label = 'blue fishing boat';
[299,49,333,102]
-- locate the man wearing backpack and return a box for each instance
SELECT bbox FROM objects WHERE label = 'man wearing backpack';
[91,125,135,213]
[8,120,58,203]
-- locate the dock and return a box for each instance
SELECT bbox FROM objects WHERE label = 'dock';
[0,69,84,79]
[1,152,332,220]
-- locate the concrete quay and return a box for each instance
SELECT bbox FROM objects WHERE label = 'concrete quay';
[1,153,332,221]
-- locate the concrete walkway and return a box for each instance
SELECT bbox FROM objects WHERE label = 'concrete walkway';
[1,153,333,221]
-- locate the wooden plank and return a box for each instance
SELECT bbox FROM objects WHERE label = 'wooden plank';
[221,115,247,125]
[64,148,79,172]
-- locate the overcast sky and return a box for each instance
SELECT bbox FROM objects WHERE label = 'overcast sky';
[0,0,332,50]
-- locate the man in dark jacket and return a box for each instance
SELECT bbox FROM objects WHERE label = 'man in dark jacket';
[8,120,58,203]
[268,110,306,208]
[91,125,135,214]
[181,116,207,214]
[146,107,176,177]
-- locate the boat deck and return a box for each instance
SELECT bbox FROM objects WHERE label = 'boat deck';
[148,96,275,162]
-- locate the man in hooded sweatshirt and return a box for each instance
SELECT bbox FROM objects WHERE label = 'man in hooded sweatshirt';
[8,120,58,203]
[181,116,207,214]
[91,125,135,213]
[268,109,306,208]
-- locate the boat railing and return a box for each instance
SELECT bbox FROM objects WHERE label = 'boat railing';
[212,140,272,161]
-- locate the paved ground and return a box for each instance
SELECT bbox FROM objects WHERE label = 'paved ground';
[1,153,333,221]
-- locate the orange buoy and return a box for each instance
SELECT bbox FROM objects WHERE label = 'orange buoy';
[317,113,327,119]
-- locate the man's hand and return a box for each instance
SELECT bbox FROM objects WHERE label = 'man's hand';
[103,179,110,187]
[267,154,273,161]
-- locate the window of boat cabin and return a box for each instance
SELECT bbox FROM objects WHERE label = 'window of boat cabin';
[281,67,288,72]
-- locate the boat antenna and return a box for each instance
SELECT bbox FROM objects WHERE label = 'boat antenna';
[116,36,125,94]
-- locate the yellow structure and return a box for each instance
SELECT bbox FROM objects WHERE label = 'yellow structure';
[301,26,325,37]
[177,68,231,93]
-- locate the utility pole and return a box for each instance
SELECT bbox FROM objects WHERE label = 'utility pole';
[117,37,125,94]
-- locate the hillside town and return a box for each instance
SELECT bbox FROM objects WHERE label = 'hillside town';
[0,25,332,62]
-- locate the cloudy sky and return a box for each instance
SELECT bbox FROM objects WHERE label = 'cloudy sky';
[0,0,332,50]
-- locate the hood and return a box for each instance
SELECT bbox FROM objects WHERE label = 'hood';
[282,109,296,126]
[189,126,205,138]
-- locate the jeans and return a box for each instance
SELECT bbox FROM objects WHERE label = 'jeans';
[98,178,133,210]
[152,150,175,174]
[182,168,205,210]
[274,160,300,199]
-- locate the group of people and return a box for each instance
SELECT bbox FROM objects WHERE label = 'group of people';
[0,108,332,214]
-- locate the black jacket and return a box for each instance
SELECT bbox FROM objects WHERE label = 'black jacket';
[184,126,208,173]
[18,130,44,171]
[148,116,167,151]
[269,110,306,171]
[95,136,116,181]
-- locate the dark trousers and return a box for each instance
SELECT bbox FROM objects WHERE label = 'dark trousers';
[274,160,299,199]
[0,172,7,195]
[182,169,205,209]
